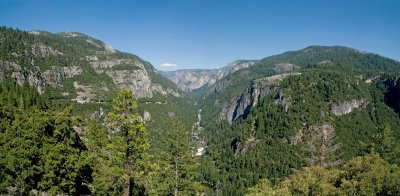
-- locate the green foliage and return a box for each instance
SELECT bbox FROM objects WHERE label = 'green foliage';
[247,153,400,195]
[200,66,400,195]
[0,83,91,195]
[246,179,291,196]
[151,118,202,195]
[105,89,151,195]
[371,123,400,164]
[340,153,400,195]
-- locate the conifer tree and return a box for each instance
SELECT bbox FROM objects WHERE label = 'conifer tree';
[158,117,202,195]
[106,89,150,196]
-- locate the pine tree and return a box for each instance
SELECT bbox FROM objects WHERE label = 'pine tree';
[106,89,150,196]
[372,123,400,164]
[0,106,91,195]
[160,117,202,195]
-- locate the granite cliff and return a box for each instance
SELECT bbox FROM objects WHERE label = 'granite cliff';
[161,60,257,92]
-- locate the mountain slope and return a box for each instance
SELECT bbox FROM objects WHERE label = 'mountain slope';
[198,46,400,123]
[0,26,196,130]
[195,46,400,195]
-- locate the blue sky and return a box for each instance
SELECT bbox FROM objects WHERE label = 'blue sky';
[0,0,399,70]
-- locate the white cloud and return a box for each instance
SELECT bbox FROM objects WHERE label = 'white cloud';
[160,63,177,67]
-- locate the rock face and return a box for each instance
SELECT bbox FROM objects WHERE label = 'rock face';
[273,63,295,73]
[32,43,63,57]
[232,138,259,156]
[217,60,257,79]
[330,99,366,116]
[204,77,232,97]
[42,66,83,87]
[219,73,300,123]
[0,60,45,93]
[89,59,143,71]
[142,110,151,122]
[161,60,257,91]
[87,56,179,99]
[105,69,179,98]
[160,69,217,91]
[90,107,106,119]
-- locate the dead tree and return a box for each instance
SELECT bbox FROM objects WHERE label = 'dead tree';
[304,123,343,168]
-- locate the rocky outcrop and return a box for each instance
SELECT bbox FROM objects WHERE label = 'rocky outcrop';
[194,146,206,156]
[90,107,106,119]
[219,73,300,123]
[87,56,179,98]
[103,44,116,54]
[60,32,83,38]
[142,110,151,122]
[42,66,82,87]
[330,99,366,116]
[32,43,63,57]
[89,59,144,71]
[364,75,380,84]
[232,138,259,156]
[0,60,45,93]
[273,63,295,73]
[205,77,232,97]
[216,60,257,79]
[105,69,179,98]
[161,60,257,92]
[72,81,96,103]
[86,39,102,48]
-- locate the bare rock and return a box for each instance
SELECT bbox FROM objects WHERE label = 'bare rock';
[0,60,45,94]
[86,39,102,48]
[106,69,179,99]
[219,73,300,123]
[273,63,295,73]
[60,32,82,38]
[89,59,145,70]
[86,55,99,61]
[72,81,96,103]
[290,129,303,145]
[142,110,151,122]
[103,43,116,54]
[90,107,106,119]
[330,99,366,116]
[233,138,259,155]
[42,66,82,87]
[161,60,257,92]
[32,43,63,57]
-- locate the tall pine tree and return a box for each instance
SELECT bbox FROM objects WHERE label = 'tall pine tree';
[160,117,202,195]
[106,89,151,196]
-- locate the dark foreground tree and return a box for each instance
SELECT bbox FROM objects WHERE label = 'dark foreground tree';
[0,107,91,195]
